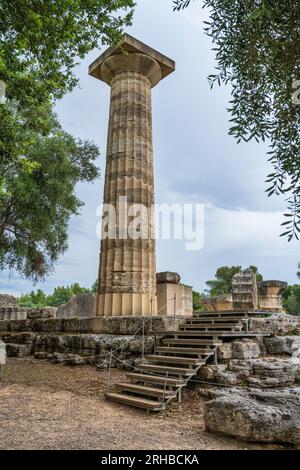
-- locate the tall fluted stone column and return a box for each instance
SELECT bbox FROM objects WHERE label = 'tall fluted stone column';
[89,34,175,316]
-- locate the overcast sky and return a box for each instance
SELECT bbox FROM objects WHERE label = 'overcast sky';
[1,0,299,297]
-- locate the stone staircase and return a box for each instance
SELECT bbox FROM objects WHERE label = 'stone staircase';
[105,310,269,411]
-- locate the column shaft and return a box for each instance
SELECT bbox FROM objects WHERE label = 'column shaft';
[97,71,157,316]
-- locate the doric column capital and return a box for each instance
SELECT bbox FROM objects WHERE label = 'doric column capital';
[100,53,162,87]
[89,33,175,89]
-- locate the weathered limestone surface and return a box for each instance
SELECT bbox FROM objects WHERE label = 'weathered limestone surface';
[156,272,181,284]
[27,308,56,320]
[232,268,258,311]
[201,295,233,312]
[56,294,96,319]
[0,294,18,307]
[204,389,300,446]
[0,308,27,321]
[248,359,296,388]
[250,313,300,336]
[217,339,261,361]
[89,34,175,317]
[199,354,298,388]
[156,272,192,316]
[257,280,287,312]
[5,343,31,358]
[0,315,186,336]
[0,331,155,368]
[264,336,300,357]
[0,306,56,321]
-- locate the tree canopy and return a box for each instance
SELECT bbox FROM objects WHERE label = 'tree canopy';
[0,109,99,280]
[0,0,134,279]
[174,0,300,240]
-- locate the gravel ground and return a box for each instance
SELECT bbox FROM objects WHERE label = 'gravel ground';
[0,358,288,450]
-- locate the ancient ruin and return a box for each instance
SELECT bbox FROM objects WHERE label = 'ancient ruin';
[201,269,288,313]
[0,34,299,449]
[89,34,175,317]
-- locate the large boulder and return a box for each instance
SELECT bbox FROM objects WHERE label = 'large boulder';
[27,308,56,320]
[248,358,295,388]
[0,294,18,307]
[217,339,261,362]
[204,390,300,446]
[264,336,300,357]
[56,293,96,318]
[250,313,300,336]
[5,343,31,357]
[232,339,260,360]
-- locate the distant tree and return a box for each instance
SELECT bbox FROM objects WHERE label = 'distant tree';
[205,265,263,297]
[282,263,300,316]
[173,0,300,240]
[91,280,99,293]
[19,283,91,307]
[283,285,300,316]
[192,290,205,311]
[19,289,47,308]
[47,283,91,307]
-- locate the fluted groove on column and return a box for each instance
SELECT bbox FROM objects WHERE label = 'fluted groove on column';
[89,35,175,316]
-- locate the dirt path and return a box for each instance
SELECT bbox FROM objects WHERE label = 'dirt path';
[0,358,287,450]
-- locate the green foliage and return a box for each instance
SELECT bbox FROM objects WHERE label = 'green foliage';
[0,0,134,279]
[283,285,300,316]
[0,1,134,107]
[192,290,205,311]
[0,108,99,280]
[282,262,300,316]
[205,265,262,297]
[19,282,92,308]
[91,279,99,293]
[174,0,300,240]
[19,289,47,308]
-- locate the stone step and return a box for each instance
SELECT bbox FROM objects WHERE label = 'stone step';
[116,383,176,399]
[186,317,248,323]
[140,363,196,376]
[155,346,215,355]
[193,311,245,316]
[150,330,230,336]
[105,392,164,411]
[180,324,242,330]
[145,354,204,366]
[126,372,185,387]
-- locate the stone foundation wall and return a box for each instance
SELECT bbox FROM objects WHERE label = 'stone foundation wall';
[199,335,300,388]
[0,307,56,321]
[249,313,300,335]
[0,314,186,369]
[0,315,186,335]
[0,331,155,369]
[0,307,27,321]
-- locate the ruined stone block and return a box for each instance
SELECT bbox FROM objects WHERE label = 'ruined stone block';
[264,336,300,357]
[231,339,260,360]
[6,343,31,357]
